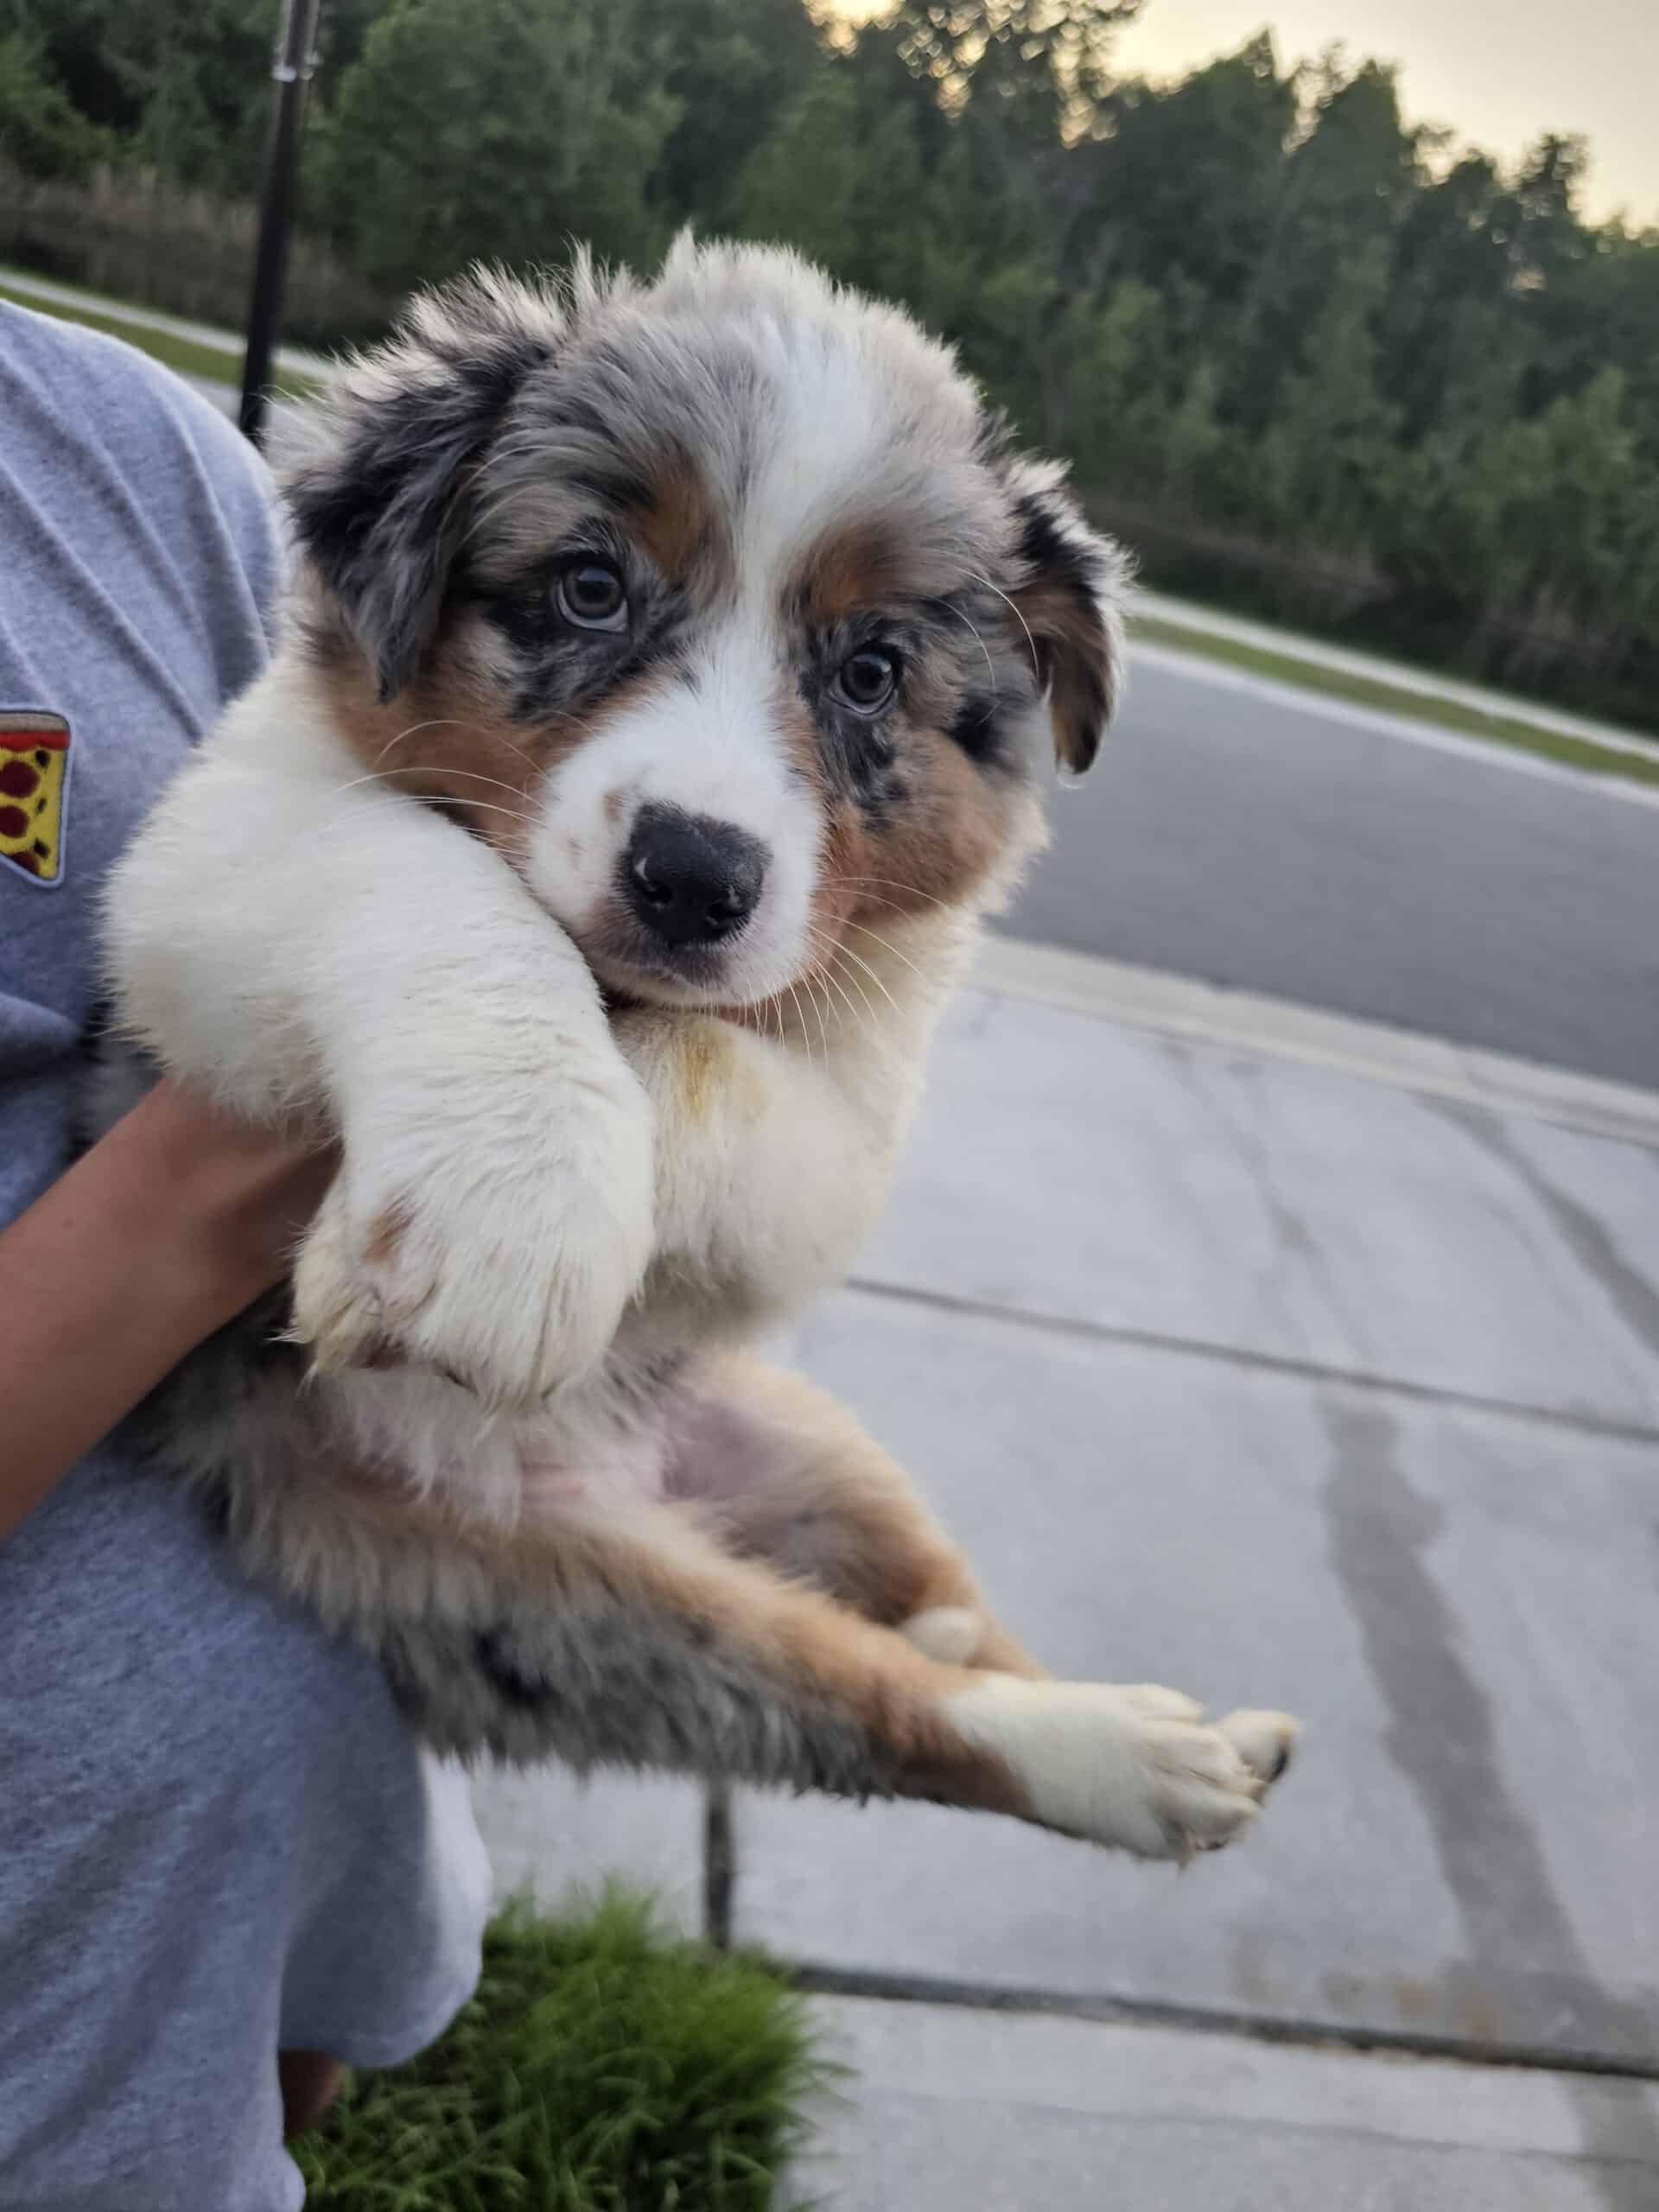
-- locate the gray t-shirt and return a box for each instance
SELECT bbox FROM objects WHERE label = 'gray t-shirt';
[0,304,491,2212]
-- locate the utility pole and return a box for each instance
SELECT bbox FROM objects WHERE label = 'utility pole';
[238,0,322,446]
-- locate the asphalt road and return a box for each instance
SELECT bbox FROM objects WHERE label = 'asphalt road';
[1004,647,1659,1092]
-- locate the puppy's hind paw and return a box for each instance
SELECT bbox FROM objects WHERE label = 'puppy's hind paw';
[945,1677,1299,1863]
[899,1605,988,1666]
[1216,1707,1299,1788]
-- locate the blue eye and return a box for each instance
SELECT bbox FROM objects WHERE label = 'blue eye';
[835,647,899,714]
[556,558,628,631]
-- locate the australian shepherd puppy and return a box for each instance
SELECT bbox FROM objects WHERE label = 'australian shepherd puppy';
[105,238,1295,1863]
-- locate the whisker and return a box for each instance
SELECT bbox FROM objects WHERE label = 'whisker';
[830,957,880,1033]
[330,766,525,803]
[969,570,1041,683]
[440,717,552,772]
[375,716,465,760]
[821,874,948,911]
[376,763,532,801]
[461,479,563,550]
[820,931,902,1019]
[931,595,998,696]
[735,992,780,1051]
[805,948,866,1038]
[323,772,527,823]
[376,715,548,781]
[823,884,934,923]
[838,918,930,988]
[417,797,528,823]
[806,928,883,1029]
[784,979,817,1065]
[801,971,832,1058]
[470,435,556,486]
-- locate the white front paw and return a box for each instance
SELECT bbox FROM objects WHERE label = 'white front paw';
[291,1080,654,1411]
[948,1676,1297,1861]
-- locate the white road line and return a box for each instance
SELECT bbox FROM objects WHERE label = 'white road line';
[1128,641,1659,811]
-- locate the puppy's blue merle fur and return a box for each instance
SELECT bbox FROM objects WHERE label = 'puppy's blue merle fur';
[100,239,1298,1863]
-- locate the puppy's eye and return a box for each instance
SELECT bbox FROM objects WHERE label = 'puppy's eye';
[556,558,628,632]
[834,647,899,715]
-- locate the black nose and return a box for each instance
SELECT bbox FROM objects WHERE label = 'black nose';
[623,804,768,950]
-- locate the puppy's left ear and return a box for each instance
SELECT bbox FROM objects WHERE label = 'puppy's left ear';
[281,270,562,702]
[1005,459,1133,775]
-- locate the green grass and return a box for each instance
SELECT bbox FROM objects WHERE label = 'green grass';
[0,277,322,399]
[1131,612,1659,790]
[293,1891,834,2212]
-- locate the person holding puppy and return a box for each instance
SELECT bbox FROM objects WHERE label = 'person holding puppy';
[0,302,490,2210]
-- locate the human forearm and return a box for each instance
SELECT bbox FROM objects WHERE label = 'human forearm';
[0,1081,333,1540]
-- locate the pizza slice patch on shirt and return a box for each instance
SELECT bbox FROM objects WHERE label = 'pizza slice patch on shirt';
[0,710,71,883]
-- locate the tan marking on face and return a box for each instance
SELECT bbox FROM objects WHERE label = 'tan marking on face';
[791,518,904,626]
[825,731,1037,940]
[751,674,1040,1038]
[772,680,828,805]
[321,632,684,879]
[317,649,554,868]
[626,450,732,592]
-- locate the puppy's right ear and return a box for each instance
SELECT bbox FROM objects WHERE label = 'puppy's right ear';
[282,270,561,702]
[1002,457,1133,777]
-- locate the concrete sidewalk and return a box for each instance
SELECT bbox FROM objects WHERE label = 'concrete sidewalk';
[472,938,1659,2207]
[798,1997,1659,2211]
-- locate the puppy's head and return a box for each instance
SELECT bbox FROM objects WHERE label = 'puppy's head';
[283,238,1130,1009]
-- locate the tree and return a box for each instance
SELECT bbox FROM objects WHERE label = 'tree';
[635,0,820,231]
[315,0,679,292]
[0,0,276,193]
[884,0,1144,134]
[0,28,110,179]
[1231,56,1418,434]
[10,0,1659,724]
[1091,38,1298,315]
[1377,152,1517,445]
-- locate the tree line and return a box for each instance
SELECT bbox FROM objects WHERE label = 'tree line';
[4,0,1657,726]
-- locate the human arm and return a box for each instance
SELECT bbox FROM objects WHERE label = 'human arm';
[0,1079,334,1542]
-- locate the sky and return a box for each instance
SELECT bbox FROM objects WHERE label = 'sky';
[834,0,1658,225]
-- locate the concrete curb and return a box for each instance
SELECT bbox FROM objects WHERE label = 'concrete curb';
[976,934,1659,1151]
[791,1992,1659,2209]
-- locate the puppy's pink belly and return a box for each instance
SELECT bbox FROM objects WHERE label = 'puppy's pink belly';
[518,1465,590,1503]
[662,1391,779,1503]
[517,1437,671,1515]
[512,1385,779,1517]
